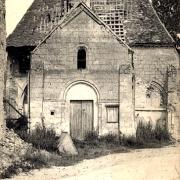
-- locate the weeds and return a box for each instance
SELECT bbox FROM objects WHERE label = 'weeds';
[24,148,64,167]
[17,126,59,152]
[122,135,137,146]
[6,116,28,132]
[0,121,172,179]
[122,121,171,148]
[136,121,155,143]
[0,148,63,179]
[0,162,32,179]
[100,133,119,144]
[136,121,171,143]
[154,124,171,141]
[84,131,99,146]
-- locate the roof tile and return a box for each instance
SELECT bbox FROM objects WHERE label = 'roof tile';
[7,0,174,47]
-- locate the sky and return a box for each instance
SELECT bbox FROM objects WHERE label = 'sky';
[6,0,34,36]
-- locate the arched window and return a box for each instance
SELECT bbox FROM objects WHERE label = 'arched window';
[77,48,86,69]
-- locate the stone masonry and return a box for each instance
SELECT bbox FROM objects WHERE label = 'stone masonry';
[30,4,135,139]
[6,0,180,139]
[0,0,6,139]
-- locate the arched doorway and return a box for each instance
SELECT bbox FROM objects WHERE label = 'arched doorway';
[65,81,99,140]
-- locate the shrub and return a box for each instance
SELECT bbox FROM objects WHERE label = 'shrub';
[85,131,98,141]
[100,133,119,144]
[136,121,155,143]
[121,135,138,146]
[6,116,28,131]
[24,149,49,167]
[122,121,171,147]
[154,124,171,141]
[136,121,171,144]
[84,131,99,145]
[0,163,20,179]
[18,126,59,152]
[0,149,62,179]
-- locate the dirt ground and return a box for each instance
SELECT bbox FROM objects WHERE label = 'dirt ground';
[8,143,180,180]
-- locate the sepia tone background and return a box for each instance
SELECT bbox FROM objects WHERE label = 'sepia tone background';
[6,0,34,35]
[0,0,179,179]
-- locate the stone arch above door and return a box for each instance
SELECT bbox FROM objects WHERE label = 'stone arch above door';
[64,80,99,101]
[64,81,99,140]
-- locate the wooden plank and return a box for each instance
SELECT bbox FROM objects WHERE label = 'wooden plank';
[82,101,93,139]
[70,100,93,140]
[107,107,119,123]
[70,101,82,140]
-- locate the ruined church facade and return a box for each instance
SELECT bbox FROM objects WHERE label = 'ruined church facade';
[6,0,180,139]
[30,3,135,139]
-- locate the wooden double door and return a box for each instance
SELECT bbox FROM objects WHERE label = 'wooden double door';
[70,100,93,140]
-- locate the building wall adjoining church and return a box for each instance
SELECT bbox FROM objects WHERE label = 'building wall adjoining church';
[30,11,135,137]
[0,0,6,139]
[5,52,29,120]
[133,47,180,138]
[5,46,33,120]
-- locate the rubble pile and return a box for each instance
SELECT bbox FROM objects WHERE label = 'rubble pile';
[0,129,32,174]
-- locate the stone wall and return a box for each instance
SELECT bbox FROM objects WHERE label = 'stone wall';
[30,10,134,136]
[133,47,180,138]
[0,0,6,139]
[5,65,28,120]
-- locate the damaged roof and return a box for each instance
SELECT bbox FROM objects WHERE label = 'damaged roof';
[124,0,174,46]
[7,0,64,47]
[7,0,174,47]
[32,2,133,53]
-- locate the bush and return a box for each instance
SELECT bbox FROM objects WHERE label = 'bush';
[84,131,99,145]
[85,131,98,141]
[154,124,171,141]
[136,121,155,143]
[136,121,171,143]
[100,133,119,144]
[0,149,63,179]
[122,121,171,147]
[18,126,59,152]
[121,135,138,146]
[24,149,49,167]
[6,116,28,131]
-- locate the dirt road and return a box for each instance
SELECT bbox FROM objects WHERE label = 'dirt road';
[10,144,180,180]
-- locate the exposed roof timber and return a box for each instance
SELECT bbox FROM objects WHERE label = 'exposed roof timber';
[7,0,174,47]
[32,2,133,53]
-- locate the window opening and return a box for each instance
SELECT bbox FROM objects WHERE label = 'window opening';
[106,105,119,123]
[77,48,86,69]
